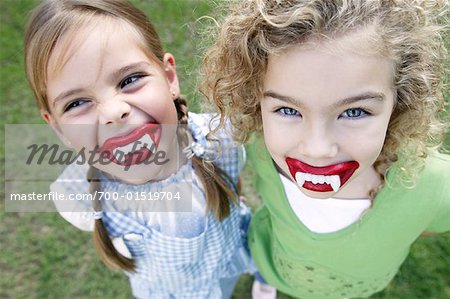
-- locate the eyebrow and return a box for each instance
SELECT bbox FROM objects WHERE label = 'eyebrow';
[109,61,151,84]
[51,61,152,108]
[52,88,85,108]
[263,90,385,108]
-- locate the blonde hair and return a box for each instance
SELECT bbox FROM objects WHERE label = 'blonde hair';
[25,0,238,272]
[202,0,448,195]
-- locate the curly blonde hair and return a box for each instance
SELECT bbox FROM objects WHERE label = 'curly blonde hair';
[202,0,448,192]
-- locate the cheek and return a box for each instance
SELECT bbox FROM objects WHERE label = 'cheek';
[261,110,301,158]
[345,129,387,166]
[262,116,280,149]
[155,104,178,128]
[135,91,178,124]
[262,120,298,158]
[342,114,390,156]
[166,103,179,124]
[60,125,97,151]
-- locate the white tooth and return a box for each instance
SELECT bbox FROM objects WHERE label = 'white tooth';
[141,134,155,152]
[329,175,341,192]
[148,139,155,153]
[141,134,152,147]
[295,172,306,189]
[117,145,126,154]
[150,139,155,151]
[135,142,143,151]
[311,175,319,184]
[317,175,325,184]
[121,142,135,154]
[114,149,125,162]
[305,173,312,181]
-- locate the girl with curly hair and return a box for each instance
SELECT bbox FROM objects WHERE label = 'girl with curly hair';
[202,0,449,297]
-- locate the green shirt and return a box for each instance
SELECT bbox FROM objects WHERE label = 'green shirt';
[247,138,450,298]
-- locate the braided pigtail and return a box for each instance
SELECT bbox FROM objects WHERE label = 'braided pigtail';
[174,98,238,220]
[88,166,135,271]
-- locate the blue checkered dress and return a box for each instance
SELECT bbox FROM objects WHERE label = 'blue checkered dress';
[50,113,252,299]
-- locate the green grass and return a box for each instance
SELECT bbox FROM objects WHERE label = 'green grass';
[1,0,449,298]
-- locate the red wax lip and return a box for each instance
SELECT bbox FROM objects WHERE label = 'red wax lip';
[101,123,161,166]
[285,158,359,192]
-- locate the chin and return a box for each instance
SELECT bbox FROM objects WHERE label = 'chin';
[299,187,337,199]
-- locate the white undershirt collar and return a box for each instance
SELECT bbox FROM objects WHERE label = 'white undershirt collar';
[279,174,371,234]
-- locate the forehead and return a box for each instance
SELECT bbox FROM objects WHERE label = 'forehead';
[300,25,388,59]
[47,16,149,79]
[267,26,394,78]
[264,30,395,107]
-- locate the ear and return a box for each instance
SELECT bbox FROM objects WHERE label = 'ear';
[163,53,180,100]
[41,109,72,147]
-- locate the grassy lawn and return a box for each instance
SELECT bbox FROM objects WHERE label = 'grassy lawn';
[1,0,449,298]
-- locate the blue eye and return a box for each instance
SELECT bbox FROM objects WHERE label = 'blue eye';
[340,108,369,119]
[64,99,89,112]
[120,74,145,89]
[277,107,301,117]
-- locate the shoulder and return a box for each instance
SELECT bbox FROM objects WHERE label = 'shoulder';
[419,151,450,233]
[50,162,95,231]
[188,112,215,139]
[188,112,234,146]
[425,150,450,168]
[414,151,450,206]
[418,151,450,187]
[51,162,90,195]
[188,112,246,183]
[386,150,450,192]
[423,151,450,193]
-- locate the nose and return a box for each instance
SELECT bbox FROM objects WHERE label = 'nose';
[298,122,338,159]
[98,98,131,125]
